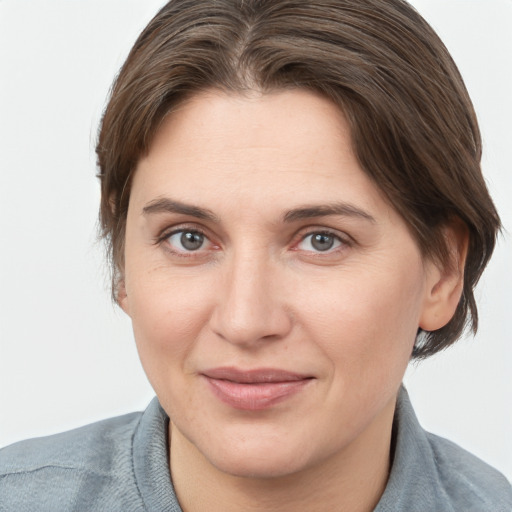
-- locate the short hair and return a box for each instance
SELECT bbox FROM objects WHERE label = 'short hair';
[96,0,500,359]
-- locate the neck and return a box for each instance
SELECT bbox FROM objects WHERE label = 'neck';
[169,395,396,512]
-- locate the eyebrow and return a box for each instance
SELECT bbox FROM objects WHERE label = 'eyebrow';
[142,197,375,224]
[142,198,219,222]
[283,203,376,223]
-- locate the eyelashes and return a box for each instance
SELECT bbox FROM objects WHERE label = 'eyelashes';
[155,226,216,258]
[155,223,352,260]
[166,230,210,252]
[295,232,344,253]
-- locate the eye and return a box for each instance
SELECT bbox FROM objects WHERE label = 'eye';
[297,231,343,253]
[166,229,210,252]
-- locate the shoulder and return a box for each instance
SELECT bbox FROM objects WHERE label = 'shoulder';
[0,411,142,475]
[377,387,512,512]
[426,431,512,511]
[0,411,144,511]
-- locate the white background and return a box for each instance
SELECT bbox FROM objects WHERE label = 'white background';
[0,0,510,481]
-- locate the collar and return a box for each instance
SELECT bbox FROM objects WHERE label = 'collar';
[375,386,455,511]
[131,387,461,512]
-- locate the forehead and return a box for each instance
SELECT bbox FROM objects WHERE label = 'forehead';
[131,89,391,219]
[147,88,351,171]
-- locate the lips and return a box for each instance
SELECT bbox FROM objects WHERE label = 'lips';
[201,367,314,410]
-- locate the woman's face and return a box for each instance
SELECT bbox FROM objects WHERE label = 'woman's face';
[121,89,443,478]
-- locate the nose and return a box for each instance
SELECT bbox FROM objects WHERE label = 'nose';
[209,251,293,348]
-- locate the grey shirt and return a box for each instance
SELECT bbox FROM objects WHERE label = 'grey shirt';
[1,387,511,511]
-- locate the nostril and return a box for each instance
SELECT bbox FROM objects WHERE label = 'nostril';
[209,303,293,347]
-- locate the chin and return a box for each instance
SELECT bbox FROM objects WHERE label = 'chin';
[211,452,310,480]
[196,432,318,480]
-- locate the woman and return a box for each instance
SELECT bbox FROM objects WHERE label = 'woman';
[1,0,511,510]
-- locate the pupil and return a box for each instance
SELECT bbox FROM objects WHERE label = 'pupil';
[311,233,334,251]
[181,231,203,251]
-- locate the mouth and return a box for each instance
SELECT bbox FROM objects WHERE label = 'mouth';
[201,367,314,410]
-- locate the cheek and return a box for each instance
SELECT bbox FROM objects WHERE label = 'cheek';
[127,269,215,369]
[296,258,426,373]
[127,276,216,415]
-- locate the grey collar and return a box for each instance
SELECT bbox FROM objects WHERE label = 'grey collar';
[132,387,510,511]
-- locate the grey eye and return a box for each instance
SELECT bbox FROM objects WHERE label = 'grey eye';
[297,232,343,253]
[167,230,206,251]
[180,231,204,251]
[311,233,335,251]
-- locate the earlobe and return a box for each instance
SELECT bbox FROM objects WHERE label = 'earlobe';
[419,220,469,332]
[117,279,130,316]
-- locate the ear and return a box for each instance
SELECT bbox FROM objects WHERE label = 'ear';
[117,278,131,316]
[419,219,469,331]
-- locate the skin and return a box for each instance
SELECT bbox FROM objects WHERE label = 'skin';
[120,89,466,512]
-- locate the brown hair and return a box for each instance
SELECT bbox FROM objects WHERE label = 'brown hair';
[96,0,500,359]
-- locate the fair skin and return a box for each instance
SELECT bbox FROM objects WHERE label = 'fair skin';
[120,89,465,512]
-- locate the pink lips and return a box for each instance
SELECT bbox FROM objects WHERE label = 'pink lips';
[202,367,313,410]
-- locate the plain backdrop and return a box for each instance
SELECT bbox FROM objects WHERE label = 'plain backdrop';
[0,0,511,481]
